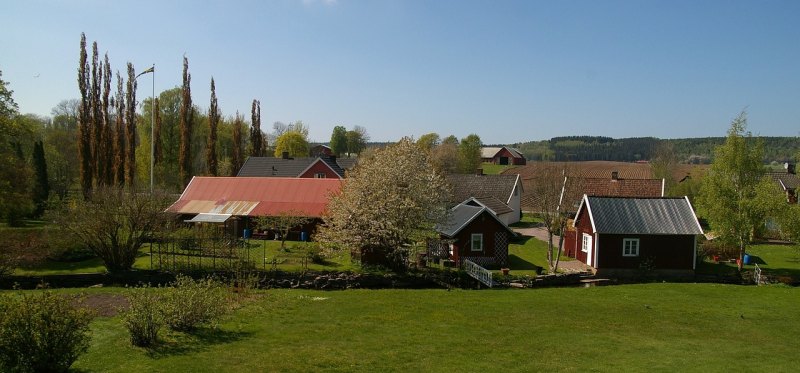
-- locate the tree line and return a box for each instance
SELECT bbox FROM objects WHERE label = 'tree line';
[512,136,799,164]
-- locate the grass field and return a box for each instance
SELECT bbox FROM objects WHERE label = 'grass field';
[57,283,800,372]
[480,162,517,175]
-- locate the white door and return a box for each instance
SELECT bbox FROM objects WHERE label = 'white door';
[582,234,593,266]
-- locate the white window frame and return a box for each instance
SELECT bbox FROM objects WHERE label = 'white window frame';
[471,234,483,252]
[623,238,640,257]
[314,172,326,178]
[582,234,591,253]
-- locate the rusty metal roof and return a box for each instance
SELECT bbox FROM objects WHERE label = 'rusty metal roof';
[166,177,342,217]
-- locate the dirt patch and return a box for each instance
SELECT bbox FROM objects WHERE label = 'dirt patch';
[73,293,129,317]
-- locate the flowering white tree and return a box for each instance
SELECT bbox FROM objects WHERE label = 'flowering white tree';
[318,138,450,270]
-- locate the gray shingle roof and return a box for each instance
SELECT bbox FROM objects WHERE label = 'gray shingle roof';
[437,204,485,237]
[237,156,354,178]
[447,174,519,205]
[584,196,703,235]
[465,196,514,216]
[767,171,799,190]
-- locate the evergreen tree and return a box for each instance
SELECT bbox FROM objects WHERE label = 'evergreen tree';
[206,78,219,176]
[179,56,193,188]
[77,33,92,199]
[250,99,265,157]
[31,141,50,217]
[231,112,244,176]
[125,63,137,187]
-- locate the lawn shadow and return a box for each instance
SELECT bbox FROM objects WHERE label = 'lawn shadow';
[507,254,540,271]
[145,328,254,359]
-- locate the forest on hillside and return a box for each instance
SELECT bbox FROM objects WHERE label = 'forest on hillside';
[507,136,799,164]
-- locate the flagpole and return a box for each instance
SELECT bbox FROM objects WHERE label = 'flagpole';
[150,64,155,194]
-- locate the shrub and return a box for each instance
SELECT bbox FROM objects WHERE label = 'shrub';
[162,275,229,332]
[299,242,325,264]
[0,291,93,373]
[121,285,164,347]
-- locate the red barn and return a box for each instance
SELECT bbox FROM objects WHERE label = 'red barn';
[570,195,703,276]
[481,146,526,165]
[237,155,354,179]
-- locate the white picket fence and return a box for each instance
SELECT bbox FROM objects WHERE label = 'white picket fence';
[463,259,493,288]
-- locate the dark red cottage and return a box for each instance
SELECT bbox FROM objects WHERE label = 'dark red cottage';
[570,195,703,275]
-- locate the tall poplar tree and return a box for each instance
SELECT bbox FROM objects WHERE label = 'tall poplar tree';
[206,77,219,176]
[101,53,113,185]
[90,42,103,185]
[179,56,193,188]
[113,72,126,186]
[125,63,137,187]
[250,99,264,157]
[77,33,92,199]
[231,112,244,176]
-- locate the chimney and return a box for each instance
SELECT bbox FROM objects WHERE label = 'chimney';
[611,171,619,180]
[282,151,290,160]
[476,168,483,176]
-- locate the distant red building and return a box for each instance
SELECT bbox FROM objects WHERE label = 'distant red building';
[481,146,526,165]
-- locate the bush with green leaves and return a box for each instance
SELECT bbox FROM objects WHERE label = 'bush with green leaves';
[121,284,164,347]
[162,275,229,332]
[0,291,93,373]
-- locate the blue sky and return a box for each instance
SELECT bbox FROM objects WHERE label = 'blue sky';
[3,0,799,144]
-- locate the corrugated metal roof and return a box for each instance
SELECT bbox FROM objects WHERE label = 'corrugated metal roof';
[166,177,342,217]
[583,196,703,235]
[185,213,233,223]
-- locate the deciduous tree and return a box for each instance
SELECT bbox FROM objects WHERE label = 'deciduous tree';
[255,211,312,252]
[31,141,49,217]
[416,132,440,151]
[345,125,369,156]
[318,138,450,270]
[457,134,482,174]
[698,112,778,270]
[114,72,126,186]
[53,186,174,272]
[329,125,348,156]
[273,124,309,158]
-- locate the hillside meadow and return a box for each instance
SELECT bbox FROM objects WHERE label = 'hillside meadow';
[31,283,796,372]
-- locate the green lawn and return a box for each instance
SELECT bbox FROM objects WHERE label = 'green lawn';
[59,284,800,372]
[14,240,358,275]
[480,162,517,175]
[505,234,573,276]
[697,243,800,281]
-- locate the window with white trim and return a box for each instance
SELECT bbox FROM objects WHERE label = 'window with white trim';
[314,172,326,178]
[623,238,639,257]
[471,234,483,252]
[582,234,591,253]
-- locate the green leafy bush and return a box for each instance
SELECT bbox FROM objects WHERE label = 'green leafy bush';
[0,291,93,373]
[121,285,164,347]
[162,275,229,332]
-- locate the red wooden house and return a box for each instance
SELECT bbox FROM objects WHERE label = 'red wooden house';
[237,155,355,179]
[433,202,514,267]
[570,195,703,275]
